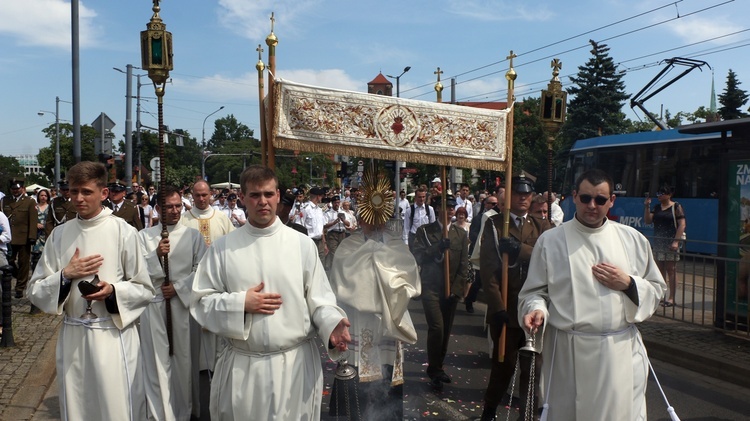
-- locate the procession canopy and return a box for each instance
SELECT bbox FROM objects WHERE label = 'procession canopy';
[271,79,509,171]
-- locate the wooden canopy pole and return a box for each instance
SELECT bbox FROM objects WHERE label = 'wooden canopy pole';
[498,51,517,363]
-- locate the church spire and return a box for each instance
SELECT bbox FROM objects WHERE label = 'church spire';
[709,69,717,114]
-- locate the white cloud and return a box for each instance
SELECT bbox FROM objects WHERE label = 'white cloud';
[217,0,321,40]
[443,0,554,22]
[0,0,100,49]
[667,15,744,45]
[276,69,363,92]
[174,72,257,102]
[172,68,361,101]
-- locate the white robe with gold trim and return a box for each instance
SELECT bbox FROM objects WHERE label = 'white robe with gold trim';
[190,218,346,421]
[329,230,421,384]
[518,217,666,421]
[27,208,154,421]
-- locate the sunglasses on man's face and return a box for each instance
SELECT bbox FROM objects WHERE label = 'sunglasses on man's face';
[578,194,610,206]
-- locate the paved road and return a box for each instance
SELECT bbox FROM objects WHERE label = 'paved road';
[18,299,750,420]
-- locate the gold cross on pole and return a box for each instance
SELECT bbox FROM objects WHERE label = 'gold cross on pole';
[270,12,275,33]
[434,66,443,82]
[256,44,264,60]
[506,50,517,69]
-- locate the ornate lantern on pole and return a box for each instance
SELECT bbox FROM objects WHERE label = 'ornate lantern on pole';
[539,59,567,212]
[141,0,174,355]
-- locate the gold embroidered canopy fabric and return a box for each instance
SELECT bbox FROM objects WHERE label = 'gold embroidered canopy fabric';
[271,80,509,171]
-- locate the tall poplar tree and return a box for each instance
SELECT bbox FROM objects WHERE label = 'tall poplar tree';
[560,40,629,153]
[718,69,749,120]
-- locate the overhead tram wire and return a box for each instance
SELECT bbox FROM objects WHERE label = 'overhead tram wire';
[402,0,735,101]
[401,0,693,98]
[454,33,750,104]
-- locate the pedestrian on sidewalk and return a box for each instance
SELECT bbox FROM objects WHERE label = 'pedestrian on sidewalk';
[520,169,666,420]
[478,174,551,421]
[26,161,155,420]
[643,184,686,307]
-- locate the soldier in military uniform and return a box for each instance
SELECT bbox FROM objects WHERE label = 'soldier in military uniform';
[3,178,38,297]
[478,174,552,421]
[104,180,143,230]
[46,179,76,236]
[412,194,469,389]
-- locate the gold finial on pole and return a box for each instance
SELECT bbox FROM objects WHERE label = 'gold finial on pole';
[257,44,267,166]
[265,13,278,169]
[434,67,444,103]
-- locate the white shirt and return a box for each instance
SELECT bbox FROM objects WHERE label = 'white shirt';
[324,207,347,232]
[402,203,436,244]
[228,206,246,228]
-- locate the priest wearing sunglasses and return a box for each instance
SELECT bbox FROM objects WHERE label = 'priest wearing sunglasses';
[519,169,666,421]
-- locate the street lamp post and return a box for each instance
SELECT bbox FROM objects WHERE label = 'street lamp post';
[38,96,70,185]
[201,105,225,179]
[386,66,411,202]
[114,67,149,186]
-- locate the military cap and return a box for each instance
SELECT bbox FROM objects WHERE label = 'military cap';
[58,178,69,189]
[309,186,325,196]
[108,180,127,192]
[433,194,457,208]
[9,178,25,189]
[281,191,296,207]
[511,174,534,193]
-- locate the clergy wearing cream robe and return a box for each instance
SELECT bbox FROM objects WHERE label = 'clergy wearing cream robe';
[180,180,234,384]
[139,187,207,421]
[27,162,154,421]
[519,169,666,421]
[191,165,350,421]
[329,224,421,419]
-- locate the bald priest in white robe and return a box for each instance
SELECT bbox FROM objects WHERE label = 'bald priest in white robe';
[191,165,351,421]
[519,169,666,421]
[27,161,155,421]
[139,186,207,421]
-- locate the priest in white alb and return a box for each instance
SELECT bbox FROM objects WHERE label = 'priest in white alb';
[27,161,154,421]
[519,169,666,421]
[139,186,207,420]
[328,171,421,420]
[191,165,351,421]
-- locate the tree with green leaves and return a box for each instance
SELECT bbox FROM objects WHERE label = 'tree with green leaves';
[204,114,260,185]
[0,155,25,192]
[561,40,630,152]
[36,123,99,182]
[718,69,749,120]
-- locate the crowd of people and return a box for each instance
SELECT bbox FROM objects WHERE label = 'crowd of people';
[0,164,678,420]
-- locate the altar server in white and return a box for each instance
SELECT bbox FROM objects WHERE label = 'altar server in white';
[520,169,666,421]
[191,165,351,421]
[139,185,207,420]
[27,161,154,421]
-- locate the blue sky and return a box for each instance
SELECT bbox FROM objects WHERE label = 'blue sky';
[1,0,748,158]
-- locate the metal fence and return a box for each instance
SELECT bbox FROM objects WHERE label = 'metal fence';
[653,236,749,338]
